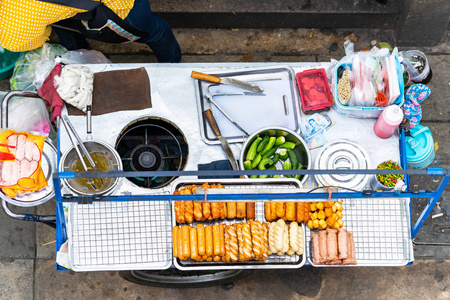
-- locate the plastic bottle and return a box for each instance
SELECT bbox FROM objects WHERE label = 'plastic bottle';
[374,105,404,139]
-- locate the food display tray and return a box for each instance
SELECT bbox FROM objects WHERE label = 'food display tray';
[195,65,301,144]
[67,199,173,271]
[306,197,413,267]
[170,178,306,270]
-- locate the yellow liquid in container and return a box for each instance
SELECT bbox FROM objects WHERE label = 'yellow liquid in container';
[71,152,111,192]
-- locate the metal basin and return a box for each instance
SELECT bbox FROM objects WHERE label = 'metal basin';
[239,126,311,183]
[59,140,122,195]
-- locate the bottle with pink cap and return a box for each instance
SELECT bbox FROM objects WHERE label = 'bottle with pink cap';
[374,105,404,139]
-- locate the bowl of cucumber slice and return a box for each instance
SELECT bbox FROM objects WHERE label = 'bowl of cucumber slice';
[239,126,311,183]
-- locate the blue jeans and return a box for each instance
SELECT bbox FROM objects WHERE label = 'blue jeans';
[54,0,181,63]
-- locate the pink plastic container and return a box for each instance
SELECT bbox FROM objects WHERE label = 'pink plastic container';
[374,105,404,139]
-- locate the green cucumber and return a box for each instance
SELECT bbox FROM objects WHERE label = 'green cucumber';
[287,149,298,169]
[279,142,296,149]
[284,161,292,178]
[260,165,276,178]
[251,154,262,169]
[246,137,262,161]
[276,130,288,136]
[267,130,277,136]
[258,158,273,170]
[279,149,288,161]
[250,175,259,178]
[294,164,305,180]
[275,136,285,145]
[262,146,278,159]
[257,135,270,152]
[272,175,283,178]
[243,160,252,170]
[271,153,279,165]
[260,137,277,156]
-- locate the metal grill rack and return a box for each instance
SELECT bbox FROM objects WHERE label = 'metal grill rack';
[67,200,172,271]
[172,178,306,270]
[306,197,413,267]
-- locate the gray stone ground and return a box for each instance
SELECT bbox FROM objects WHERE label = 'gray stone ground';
[0,28,449,299]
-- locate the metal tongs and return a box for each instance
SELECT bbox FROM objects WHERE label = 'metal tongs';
[61,116,103,191]
[204,91,265,136]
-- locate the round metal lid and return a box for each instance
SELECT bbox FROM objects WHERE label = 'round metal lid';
[314,139,371,191]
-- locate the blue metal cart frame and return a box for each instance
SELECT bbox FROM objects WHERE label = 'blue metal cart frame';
[53,127,449,270]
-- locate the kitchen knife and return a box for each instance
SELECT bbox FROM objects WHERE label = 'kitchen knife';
[204,109,239,170]
[192,71,264,93]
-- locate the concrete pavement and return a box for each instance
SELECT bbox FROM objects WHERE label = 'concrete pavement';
[0,28,449,299]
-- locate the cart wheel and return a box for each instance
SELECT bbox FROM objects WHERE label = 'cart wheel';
[118,269,252,288]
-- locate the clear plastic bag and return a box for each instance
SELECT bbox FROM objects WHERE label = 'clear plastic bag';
[7,96,55,137]
[55,49,111,65]
[9,43,67,91]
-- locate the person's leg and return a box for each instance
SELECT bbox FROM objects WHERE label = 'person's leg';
[124,0,181,62]
[52,27,90,50]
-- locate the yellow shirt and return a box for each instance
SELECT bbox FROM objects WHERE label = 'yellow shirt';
[0,0,134,52]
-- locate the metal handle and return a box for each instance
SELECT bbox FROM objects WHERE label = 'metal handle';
[62,116,98,172]
[86,105,92,138]
[204,109,222,138]
[191,71,221,83]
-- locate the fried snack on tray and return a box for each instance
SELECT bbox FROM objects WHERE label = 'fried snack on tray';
[265,201,310,223]
[174,221,271,262]
[267,220,304,256]
[312,228,357,265]
[175,183,244,224]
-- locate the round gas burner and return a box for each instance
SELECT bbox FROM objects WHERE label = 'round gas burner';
[130,144,164,171]
[115,117,188,189]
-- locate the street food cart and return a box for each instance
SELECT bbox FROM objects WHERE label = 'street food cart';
[1,61,448,286]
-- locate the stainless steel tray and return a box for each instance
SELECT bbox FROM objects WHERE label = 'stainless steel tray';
[195,65,301,145]
[170,178,306,270]
[67,199,173,271]
[306,197,413,267]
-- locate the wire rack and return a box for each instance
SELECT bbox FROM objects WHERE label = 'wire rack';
[306,197,413,267]
[68,200,172,271]
[172,178,306,270]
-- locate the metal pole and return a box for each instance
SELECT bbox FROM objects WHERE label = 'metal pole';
[411,170,450,238]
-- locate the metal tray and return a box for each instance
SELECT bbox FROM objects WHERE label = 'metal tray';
[305,197,413,267]
[195,65,301,145]
[67,199,173,271]
[170,178,306,270]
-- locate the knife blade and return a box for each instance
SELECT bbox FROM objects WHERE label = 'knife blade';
[192,71,264,93]
[203,109,239,170]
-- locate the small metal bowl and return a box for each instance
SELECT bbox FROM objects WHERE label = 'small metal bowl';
[239,126,311,183]
[59,140,122,195]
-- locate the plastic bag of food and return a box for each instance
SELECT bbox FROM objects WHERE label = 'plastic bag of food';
[10,43,67,91]
[55,49,111,65]
[7,96,54,137]
[0,130,47,197]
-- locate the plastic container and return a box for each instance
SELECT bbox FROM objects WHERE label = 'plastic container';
[0,48,23,80]
[401,50,432,84]
[374,105,404,139]
[370,160,403,191]
[333,57,404,118]
[296,68,333,114]
[405,125,435,169]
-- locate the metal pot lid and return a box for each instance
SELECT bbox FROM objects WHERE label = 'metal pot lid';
[314,139,371,191]
[2,140,57,207]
